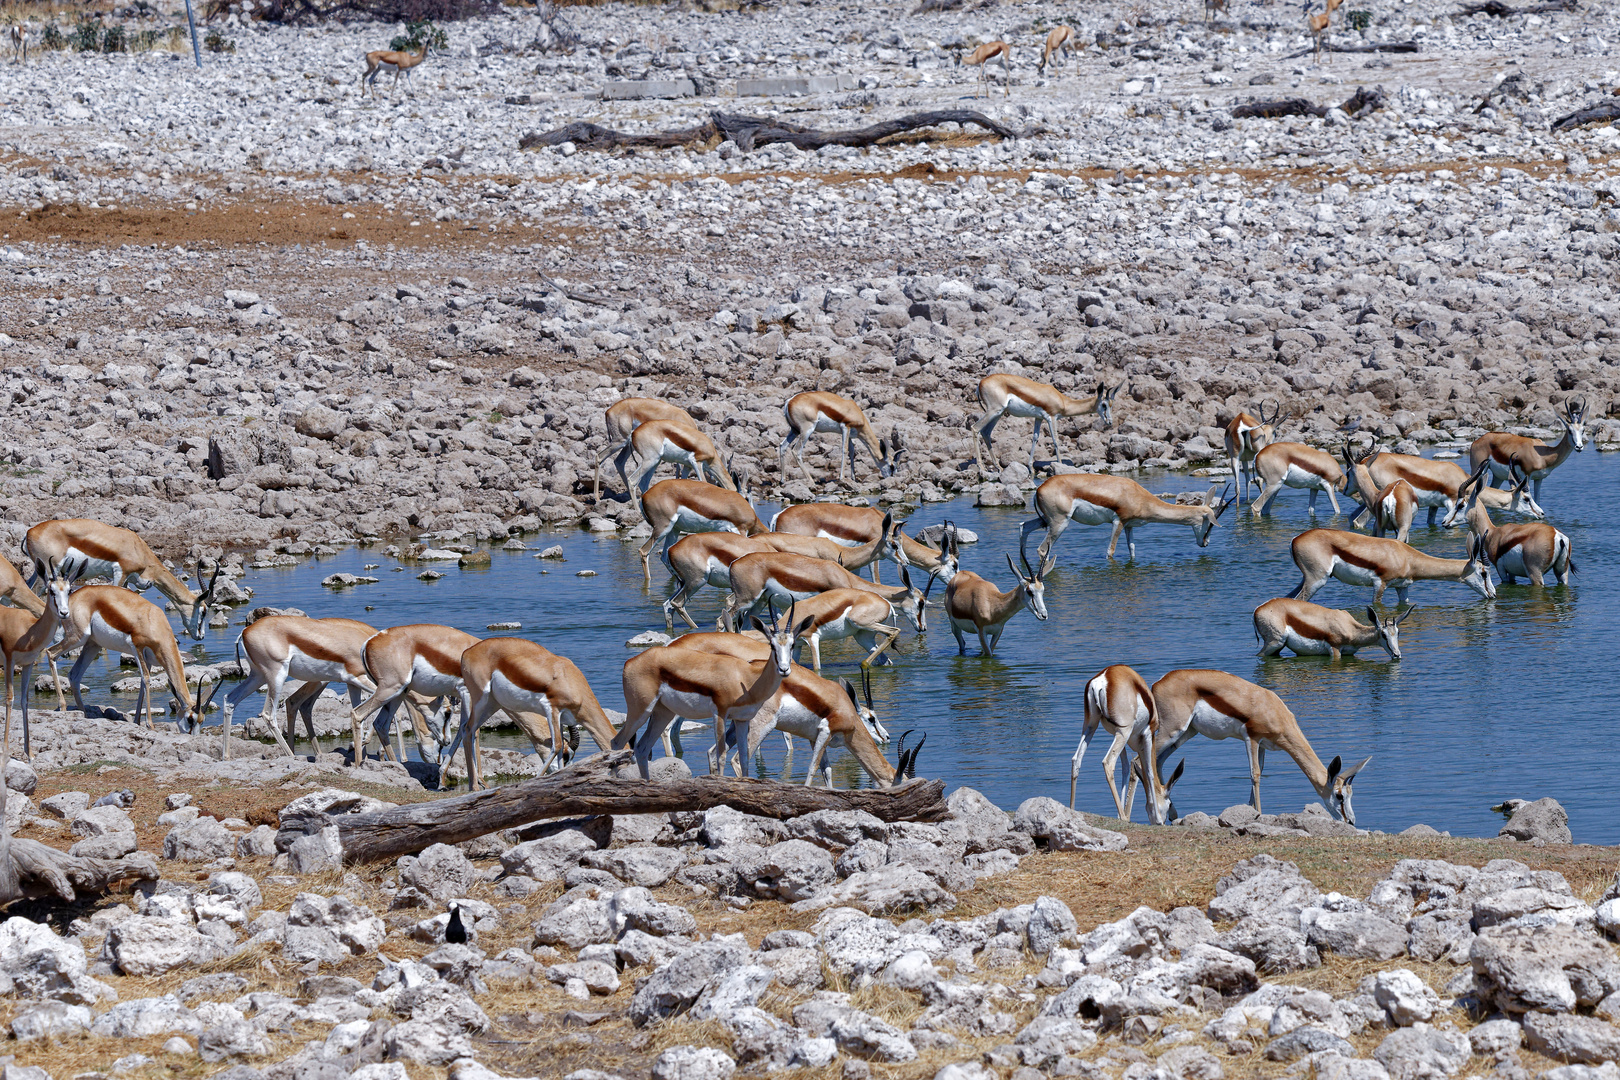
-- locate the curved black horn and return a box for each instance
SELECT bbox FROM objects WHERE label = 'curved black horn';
[904,732,925,779]
[862,667,873,708]
[1019,527,1037,579]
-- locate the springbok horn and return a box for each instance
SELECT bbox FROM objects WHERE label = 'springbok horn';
[904,733,925,779]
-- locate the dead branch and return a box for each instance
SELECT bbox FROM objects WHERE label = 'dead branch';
[519,110,1024,154]
[1457,0,1574,15]
[537,271,613,307]
[1552,101,1620,131]
[1232,86,1385,121]
[0,757,156,908]
[276,750,950,866]
[1282,39,1419,59]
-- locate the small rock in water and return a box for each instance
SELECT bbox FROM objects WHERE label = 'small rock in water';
[487,622,522,630]
[576,570,598,577]
[627,631,671,648]
[418,570,445,581]
[537,546,565,560]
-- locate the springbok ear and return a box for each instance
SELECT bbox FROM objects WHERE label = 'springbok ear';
[749,616,769,635]
[840,678,859,706]
[1326,755,1342,783]
[1342,755,1372,781]
[1365,606,1379,626]
[1396,605,1415,624]
[795,615,815,636]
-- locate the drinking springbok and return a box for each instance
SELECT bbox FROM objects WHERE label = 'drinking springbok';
[637,478,767,588]
[1223,401,1282,504]
[1252,598,1409,660]
[622,419,736,512]
[593,397,700,502]
[22,520,220,640]
[720,552,929,636]
[220,616,381,758]
[59,584,216,734]
[1469,397,1587,502]
[1286,529,1495,604]
[348,624,480,766]
[1444,461,1575,586]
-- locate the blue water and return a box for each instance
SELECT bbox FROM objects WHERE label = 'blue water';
[67,449,1617,841]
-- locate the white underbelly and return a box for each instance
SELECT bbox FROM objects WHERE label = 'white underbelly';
[1328,558,1381,587]
[284,648,357,684]
[1494,548,1528,577]
[1281,465,1330,491]
[1005,398,1046,419]
[1282,631,1334,656]
[659,444,700,469]
[768,696,828,742]
[1404,486,1448,509]
[811,415,844,434]
[658,686,719,720]
[816,530,862,548]
[1066,497,1119,527]
[407,655,463,698]
[490,672,554,716]
[814,613,857,640]
[88,614,141,658]
[762,579,818,605]
[672,508,740,534]
[1189,701,1248,741]
[63,549,121,583]
[703,557,734,588]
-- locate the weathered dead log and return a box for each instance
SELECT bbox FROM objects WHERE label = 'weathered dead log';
[1232,86,1384,121]
[519,110,1023,154]
[1458,0,1574,15]
[1283,40,1419,59]
[1552,101,1620,132]
[277,749,950,866]
[0,757,156,907]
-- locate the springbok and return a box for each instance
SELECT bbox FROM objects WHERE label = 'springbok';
[1,560,71,757]
[1070,664,1178,824]
[219,616,381,758]
[9,24,25,63]
[974,374,1119,477]
[1287,529,1495,604]
[1137,669,1370,823]
[593,397,700,502]
[1251,442,1346,516]
[778,392,903,485]
[1345,447,1544,528]
[959,40,1012,97]
[1224,402,1282,504]
[0,553,44,617]
[623,419,736,512]
[1253,598,1409,661]
[59,585,216,733]
[615,605,809,778]
[1309,0,1344,63]
[1445,461,1575,587]
[361,42,429,98]
[1037,26,1076,72]
[1340,445,1419,542]
[637,478,767,588]
[1469,398,1587,502]
[1023,475,1231,564]
[768,587,906,670]
[719,552,929,636]
[769,503,956,585]
[22,520,220,640]
[348,624,480,766]
[450,638,618,789]
[944,542,1050,657]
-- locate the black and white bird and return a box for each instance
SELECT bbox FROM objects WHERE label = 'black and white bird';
[444,904,468,945]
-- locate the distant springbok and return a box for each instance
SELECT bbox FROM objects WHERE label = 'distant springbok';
[361,43,429,99]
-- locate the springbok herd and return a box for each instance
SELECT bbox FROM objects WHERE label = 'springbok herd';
[0,377,1585,828]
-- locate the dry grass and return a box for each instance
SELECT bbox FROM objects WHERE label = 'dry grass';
[12,763,1617,1077]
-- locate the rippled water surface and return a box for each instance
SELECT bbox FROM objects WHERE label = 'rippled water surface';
[67,449,1617,841]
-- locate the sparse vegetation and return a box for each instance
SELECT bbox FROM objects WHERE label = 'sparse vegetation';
[204,25,234,51]
[390,15,447,52]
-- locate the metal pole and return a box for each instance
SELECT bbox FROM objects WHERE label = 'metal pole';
[182,0,202,68]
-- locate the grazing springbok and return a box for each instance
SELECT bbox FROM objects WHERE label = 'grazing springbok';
[944,542,1050,657]
[1069,664,1179,824]
[23,520,220,641]
[1224,402,1282,504]
[593,397,700,502]
[615,605,808,778]
[1253,598,1409,661]
[59,585,216,734]
[770,503,955,585]
[1,560,71,757]
[1469,397,1587,502]
[974,374,1119,477]
[1037,25,1076,71]
[778,392,903,485]
[361,43,429,98]
[1444,461,1575,587]
[959,40,1012,97]
[720,552,929,636]
[1024,475,1231,564]
[220,616,381,758]
[623,419,736,512]
[1251,442,1346,516]
[0,553,44,617]
[1346,447,1545,528]
[348,624,479,766]
[450,638,618,789]
[1138,669,1370,823]
[1287,529,1495,604]
[637,478,767,588]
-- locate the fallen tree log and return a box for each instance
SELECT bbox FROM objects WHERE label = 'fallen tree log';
[1284,40,1419,58]
[519,109,1023,154]
[1552,101,1620,132]
[277,749,950,866]
[1458,0,1574,15]
[0,757,156,907]
[1232,86,1385,121]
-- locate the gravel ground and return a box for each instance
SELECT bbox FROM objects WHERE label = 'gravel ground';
[2,0,1619,554]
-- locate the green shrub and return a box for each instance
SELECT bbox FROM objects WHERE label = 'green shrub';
[1346,10,1372,33]
[68,19,102,51]
[101,24,126,52]
[204,27,235,52]
[40,23,66,50]
[390,18,447,52]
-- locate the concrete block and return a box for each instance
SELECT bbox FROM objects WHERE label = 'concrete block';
[735,75,856,97]
[599,79,695,100]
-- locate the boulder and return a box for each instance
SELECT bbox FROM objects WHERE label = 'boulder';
[1523,1012,1620,1065]
[1011,797,1127,851]
[199,1019,274,1062]
[1025,896,1078,955]
[790,864,956,915]
[1372,1027,1470,1080]
[1303,910,1408,960]
[580,846,687,888]
[400,844,478,903]
[1209,855,1321,924]
[1371,969,1442,1026]
[10,1001,92,1041]
[90,995,202,1037]
[1498,797,1571,844]
[385,1019,473,1065]
[629,936,752,1026]
[164,817,237,862]
[1471,925,1620,1014]
[650,1047,736,1080]
[104,917,228,977]
[749,840,837,902]
[532,889,614,950]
